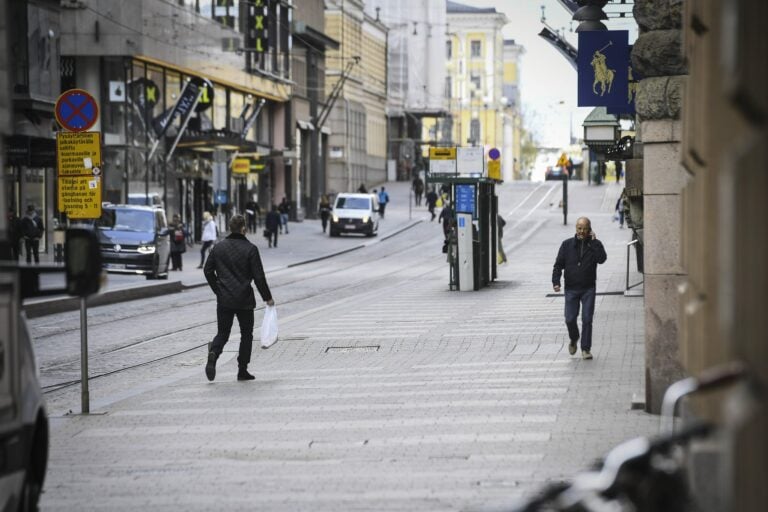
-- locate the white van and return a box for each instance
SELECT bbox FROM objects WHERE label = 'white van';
[329,193,379,237]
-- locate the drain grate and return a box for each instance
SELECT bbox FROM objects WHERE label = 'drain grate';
[325,345,380,354]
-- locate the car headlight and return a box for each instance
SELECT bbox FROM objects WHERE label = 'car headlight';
[137,245,156,254]
[362,216,369,223]
[332,215,339,223]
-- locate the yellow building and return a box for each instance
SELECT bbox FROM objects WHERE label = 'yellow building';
[445,2,510,161]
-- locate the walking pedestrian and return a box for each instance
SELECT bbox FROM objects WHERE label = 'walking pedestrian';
[203,214,274,382]
[318,194,332,233]
[21,204,44,264]
[245,197,260,233]
[439,199,454,240]
[377,187,390,218]
[614,191,627,229]
[552,217,607,360]
[198,211,217,268]
[265,205,281,248]
[497,214,508,264]
[425,188,438,221]
[7,207,22,261]
[169,214,186,271]
[278,197,290,234]
[412,176,424,206]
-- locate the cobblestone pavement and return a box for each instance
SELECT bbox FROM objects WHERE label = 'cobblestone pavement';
[34,179,654,512]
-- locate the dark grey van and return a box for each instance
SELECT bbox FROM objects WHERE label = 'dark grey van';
[96,205,171,279]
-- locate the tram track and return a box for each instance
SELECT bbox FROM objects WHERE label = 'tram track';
[38,183,556,396]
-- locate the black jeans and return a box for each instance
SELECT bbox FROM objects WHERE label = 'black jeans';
[200,241,213,266]
[25,238,40,263]
[210,305,255,367]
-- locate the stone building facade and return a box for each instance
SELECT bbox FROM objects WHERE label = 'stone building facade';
[634,0,767,509]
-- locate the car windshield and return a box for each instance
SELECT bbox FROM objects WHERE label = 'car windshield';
[96,209,155,232]
[336,197,370,210]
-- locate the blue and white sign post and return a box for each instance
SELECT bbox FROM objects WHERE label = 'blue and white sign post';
[577,30,630,108]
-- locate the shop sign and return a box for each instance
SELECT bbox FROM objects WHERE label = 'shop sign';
[232,158,250,174]
[4,136,55,167]
[245,0,270,53]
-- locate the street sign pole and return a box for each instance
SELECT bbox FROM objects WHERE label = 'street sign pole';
[80,297,89,414]
[54,88,102,416]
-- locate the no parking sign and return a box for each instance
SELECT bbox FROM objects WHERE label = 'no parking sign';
[55,89,102,219]
[55,89,99,132]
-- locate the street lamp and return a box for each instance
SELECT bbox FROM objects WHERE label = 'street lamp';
[582,107,619,185]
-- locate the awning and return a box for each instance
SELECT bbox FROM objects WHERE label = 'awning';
[297,120,315,131]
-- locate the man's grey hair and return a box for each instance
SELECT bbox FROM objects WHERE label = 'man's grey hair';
[229,214,246,233]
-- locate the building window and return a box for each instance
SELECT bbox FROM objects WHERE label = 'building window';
[446,40,452,59]
[470,40,481,58]
[444,76,452,98]
[470,73,481,94]
[470,119,481,144]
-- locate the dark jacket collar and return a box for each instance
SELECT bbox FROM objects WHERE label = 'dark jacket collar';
[227,233,247,240]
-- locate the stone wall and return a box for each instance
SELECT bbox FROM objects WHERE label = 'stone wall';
[631,0,687,413]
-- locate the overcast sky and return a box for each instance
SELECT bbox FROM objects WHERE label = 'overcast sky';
[456,0,638,148]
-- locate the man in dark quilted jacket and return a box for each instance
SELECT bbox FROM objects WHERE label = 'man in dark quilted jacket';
[204,214,274,381]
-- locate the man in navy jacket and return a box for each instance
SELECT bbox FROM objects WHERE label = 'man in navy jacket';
[552,217,607,360]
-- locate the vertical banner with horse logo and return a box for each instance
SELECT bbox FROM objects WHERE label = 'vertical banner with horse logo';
[577,30,629,108]
[608,45,642,116]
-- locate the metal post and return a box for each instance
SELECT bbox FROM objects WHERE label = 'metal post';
[562,174,568,225]
[626,240,631,291]
[80,297,89,414]
[409,188,412,220]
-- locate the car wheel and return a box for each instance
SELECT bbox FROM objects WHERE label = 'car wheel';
[20,419,47,512]
[20,472,43,512]
[329,229,338,237]
[145,255,159,280]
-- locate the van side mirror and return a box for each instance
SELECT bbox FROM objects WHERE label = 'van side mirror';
[66,227,103,297]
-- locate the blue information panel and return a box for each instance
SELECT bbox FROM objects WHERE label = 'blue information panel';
[455,184,476,216]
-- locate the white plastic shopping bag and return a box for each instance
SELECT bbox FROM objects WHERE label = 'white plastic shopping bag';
[260,305,279,349]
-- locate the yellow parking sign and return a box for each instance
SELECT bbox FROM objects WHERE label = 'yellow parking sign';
[57,132,101,176]
[58,176,102,219]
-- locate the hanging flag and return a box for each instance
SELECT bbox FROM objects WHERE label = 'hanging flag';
[577,30,629,108]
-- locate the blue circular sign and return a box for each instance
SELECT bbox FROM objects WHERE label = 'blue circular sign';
[55,89,99,132]
[488,148,501,161]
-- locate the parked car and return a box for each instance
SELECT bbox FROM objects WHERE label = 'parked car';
[329,193,379,237]
[1,224,102,512]
[95,205,171,279]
